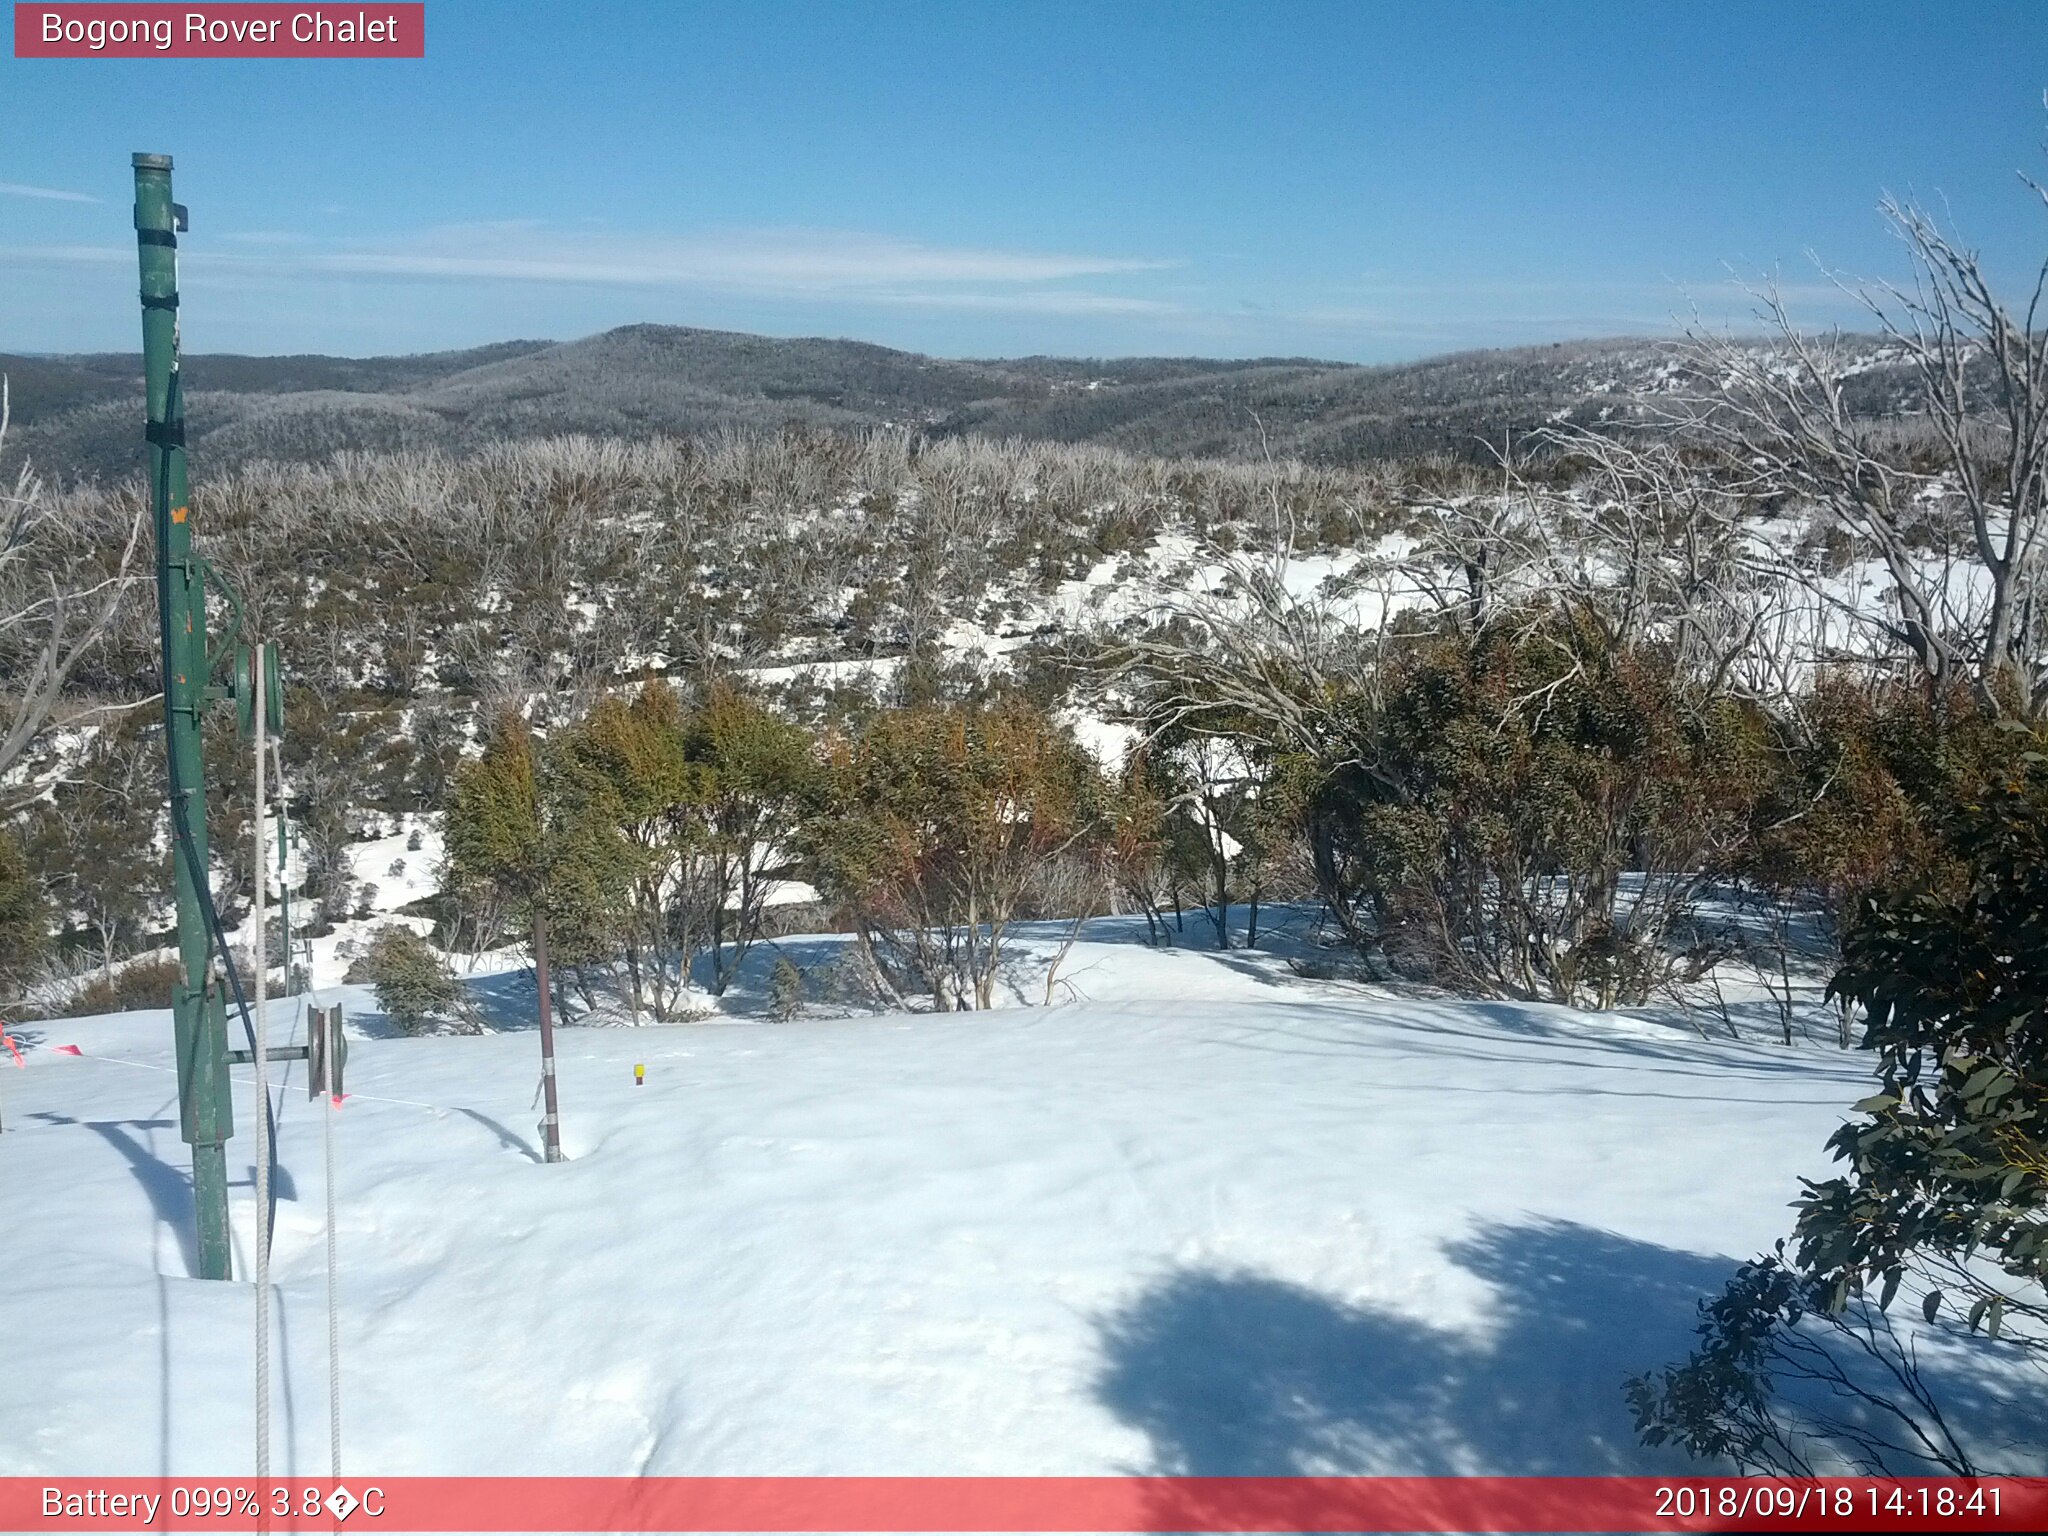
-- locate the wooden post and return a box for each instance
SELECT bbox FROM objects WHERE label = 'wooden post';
[533,909,563,1163]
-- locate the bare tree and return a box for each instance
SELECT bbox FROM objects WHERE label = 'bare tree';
[1678,170,2048,717]
[0,381,146,799]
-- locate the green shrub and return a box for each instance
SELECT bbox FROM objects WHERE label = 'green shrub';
[1630,759,2048,1476]
[362,924,461,1035]
[768,955,805,1021]
[0,829,46,997]
[1330,616,1774,1006]
[44,955,185,1018]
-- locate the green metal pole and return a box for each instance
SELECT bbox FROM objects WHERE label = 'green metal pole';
[135,152,234,1281]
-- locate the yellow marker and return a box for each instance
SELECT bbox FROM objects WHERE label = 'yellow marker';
[634,1063,645,1087]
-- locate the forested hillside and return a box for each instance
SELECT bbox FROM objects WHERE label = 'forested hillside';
[4,324,1922,483]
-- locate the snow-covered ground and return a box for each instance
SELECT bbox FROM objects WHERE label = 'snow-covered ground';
[6,919,2039,1479]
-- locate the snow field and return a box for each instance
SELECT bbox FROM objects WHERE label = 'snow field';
[6,925,1974,1479]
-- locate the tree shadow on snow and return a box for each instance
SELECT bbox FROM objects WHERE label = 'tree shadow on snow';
[340,999,424,1040]
[698,934,862,1015]
[1211,1001,1861,1091]
[1093,1217,2037,1515]
[417,967,541,1035]
[1452,1001,1842,1076]
[449,944,865,1028]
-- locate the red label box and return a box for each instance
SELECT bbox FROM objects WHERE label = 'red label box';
[4,1477,2048,1533]
[13,4,424,57]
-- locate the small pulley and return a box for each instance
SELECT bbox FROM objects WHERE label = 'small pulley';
[234,640,285,741]
[307,1002,347,1101]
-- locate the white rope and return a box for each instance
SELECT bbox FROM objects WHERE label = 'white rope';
[251,645,272,1484]
[267,722,342,1479]
[322,1073,341,1479]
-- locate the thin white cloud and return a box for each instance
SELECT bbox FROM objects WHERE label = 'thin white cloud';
[0,225,1873,351]
[300,224,1175,292]
[0,224,1181,323]
[0,181,100,204]
[0,242,129,264]
[1329,274,1869,313]
[852,288,1178,316]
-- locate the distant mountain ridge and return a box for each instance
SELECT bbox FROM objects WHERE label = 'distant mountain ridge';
[0,323,1899,483]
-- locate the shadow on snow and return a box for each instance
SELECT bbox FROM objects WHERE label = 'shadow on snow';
[1093,1217,2041,1493]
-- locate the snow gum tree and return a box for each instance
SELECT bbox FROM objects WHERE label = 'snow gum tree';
[1316,613,1775,1007]
[807,699,1105,1011]
[1106,747,1176,944]
[1127,722,1280,951]
[552,679,814,1016]
[445,712,550,916]
[688,683,816,994]
[554,683,705,1020]
[1743,679,2030,1043]
[444,709,625,1017]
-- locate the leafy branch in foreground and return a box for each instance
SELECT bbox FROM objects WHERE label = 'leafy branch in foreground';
[1631,753,2048,1474]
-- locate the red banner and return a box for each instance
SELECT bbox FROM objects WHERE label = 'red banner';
[3,1477,2045,1533]
[13,4,424,58]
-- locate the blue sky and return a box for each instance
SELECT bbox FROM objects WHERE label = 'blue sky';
[3,1,2046,360]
